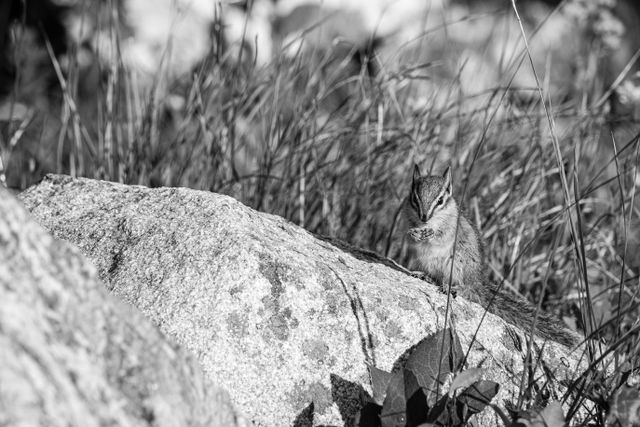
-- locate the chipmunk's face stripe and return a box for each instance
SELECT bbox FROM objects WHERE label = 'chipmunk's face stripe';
[426,185,449,219]
[410,184,423,220]
[410,186,418,210]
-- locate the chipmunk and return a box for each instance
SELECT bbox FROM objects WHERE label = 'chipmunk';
[403,164,580,347]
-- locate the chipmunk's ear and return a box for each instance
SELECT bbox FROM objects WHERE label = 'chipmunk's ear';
[413,164,422,183]
[443,166,452,194]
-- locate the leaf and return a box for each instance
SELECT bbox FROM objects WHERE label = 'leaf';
[406,387,429,427]
[381,369,426,427]
[425,380,499,426]
[403,368,423,403]
[357,401,383,427]
[607,385,640,427]
[405,328,464,405]
[369,364,394,405]
[380,370,408,427]
[449,368,485,397]
[457,380,500,417]
[428,394,456,425]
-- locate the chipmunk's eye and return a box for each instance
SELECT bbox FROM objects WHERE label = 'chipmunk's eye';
[436,196,444,206]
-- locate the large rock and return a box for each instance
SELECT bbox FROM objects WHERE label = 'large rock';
[0,186,241,426]
[19,175,586,426]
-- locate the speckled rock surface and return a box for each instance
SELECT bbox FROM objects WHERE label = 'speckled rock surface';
[19,175,587,426]
[1,186,241,427]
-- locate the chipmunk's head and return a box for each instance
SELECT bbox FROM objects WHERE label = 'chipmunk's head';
[404,164,457,227]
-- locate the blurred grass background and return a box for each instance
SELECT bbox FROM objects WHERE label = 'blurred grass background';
[2,0,640,422]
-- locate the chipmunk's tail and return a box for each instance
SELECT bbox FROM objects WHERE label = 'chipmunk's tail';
[479,284,581,348]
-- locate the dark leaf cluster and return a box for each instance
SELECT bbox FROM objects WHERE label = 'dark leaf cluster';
[356,329,499,427]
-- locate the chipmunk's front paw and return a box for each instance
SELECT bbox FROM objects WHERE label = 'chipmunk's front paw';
[408,227,434,242]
